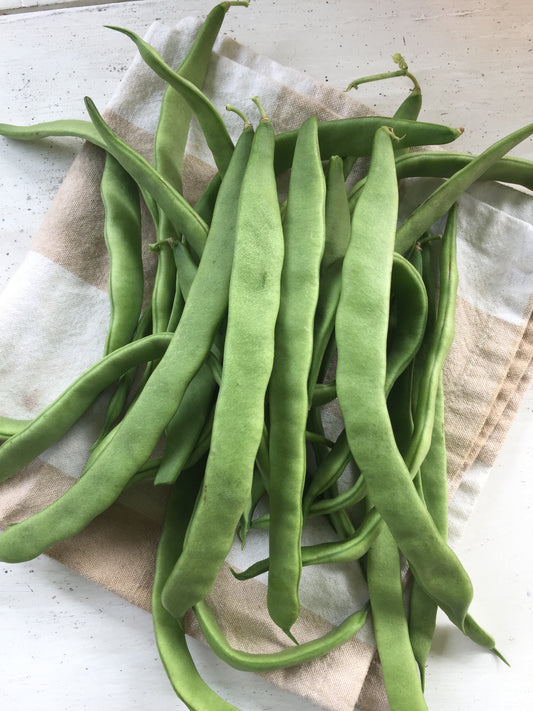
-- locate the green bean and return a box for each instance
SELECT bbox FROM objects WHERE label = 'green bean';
[303,252,428,514]
[274,117,463,174]
[153,462,240,711]
[0,117,161,222]
[154,362,217,486]
[101,155,144,355]
[408,375,447,688]
[395,149,533,190]
[150,2,235,333]
[233,509,384,579]
[0,119,105,149]
[151,240,177,334]
[0,416,29,440]
[84,97,209,258]
[307,155,351,405]
[93,302,153,449]
[267,116,326,637]
[108,27,235,176]
[350,148,533,213]
[366,524,429,710]
[0,124,254,564]
[193,598,369,672]
[161,99,284,624]
[238,470,267,546]
[335,128,487,648]
[395,122,533,254]
[0,333,173,487]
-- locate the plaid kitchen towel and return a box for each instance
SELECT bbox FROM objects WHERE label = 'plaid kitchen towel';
[0,12,532,711]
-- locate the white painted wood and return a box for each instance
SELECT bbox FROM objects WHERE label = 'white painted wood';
[0,1,532,709]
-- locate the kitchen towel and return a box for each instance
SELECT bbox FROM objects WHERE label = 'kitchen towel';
[0,12,532,711]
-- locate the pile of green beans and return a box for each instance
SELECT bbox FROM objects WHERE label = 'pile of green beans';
[1,2,532,709]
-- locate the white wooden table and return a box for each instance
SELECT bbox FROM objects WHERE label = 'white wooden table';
[1,1,532,709]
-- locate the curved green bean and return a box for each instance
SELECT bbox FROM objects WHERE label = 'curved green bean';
[108,26,235,176]
[337,141,498,652]
[395,122,533,254]
[193,598,369,672]
[274,116,463,173]
[84,97,209,257]
[153,462,240,711]
[0,333,173,485]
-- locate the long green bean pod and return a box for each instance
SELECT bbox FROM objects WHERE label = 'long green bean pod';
[274,116,463,173]
[307,155,351,406]
[161,102,284,624]
[267,116,326,637]
[107,26,235,176]
[101,155,144,355]
[335,128,494,649]
[152,463,240,711]
[366,525,429,710]
[394,150,533,190]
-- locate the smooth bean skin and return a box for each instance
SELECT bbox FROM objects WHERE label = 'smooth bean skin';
[0,119,105,149]
[0,333,173,485]
[366,525,429,711]
[394,150,533,190]
[274,117,463,173]
[267,116,326,637]
[335,128,483,645]
[108,26,235,177]
[303,252,428,514]
[101,154,144,355]
[143,2,234,334]
[307,155,351,405]
[0,129,254,564]
[155,362,216,486]
[193,599,369,672]
[233,509,384,580]
[161,109,284,624]
[152,463,240,711]
[395,122,533,254]
[0,416,29,439]
[84,97,209,257]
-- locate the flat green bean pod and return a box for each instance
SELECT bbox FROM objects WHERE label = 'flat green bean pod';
[394,150,533,190]
[0,119,105,148]
[101,154,144,355]
[335,127,490,648]
[108,26,235,176]
[267,115,326,637]
[0,128,254,565]
[274,116,463,173]
[161,103,284,624]
[0,416,29,440]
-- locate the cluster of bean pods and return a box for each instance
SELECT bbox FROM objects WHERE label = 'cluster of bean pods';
[1,2,532,709]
